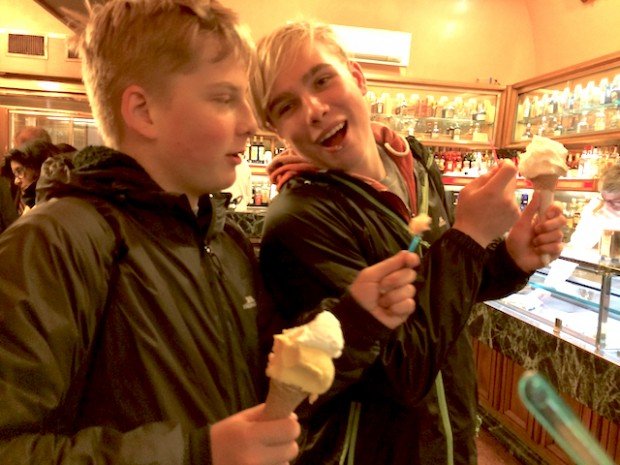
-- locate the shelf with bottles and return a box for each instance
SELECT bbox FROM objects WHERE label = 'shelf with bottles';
[248,181,275,207]
[364,75,504,147]
[435,144,620,193]
[245,132,284,167]
[505,52,620,148]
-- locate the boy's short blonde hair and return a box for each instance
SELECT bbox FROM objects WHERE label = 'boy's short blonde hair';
[76,0,254,148]
[250,21,350,130]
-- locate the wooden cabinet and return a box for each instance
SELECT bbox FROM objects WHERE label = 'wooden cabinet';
[501,52,620,150]
[364,74,505,151]
[473,337,620,464]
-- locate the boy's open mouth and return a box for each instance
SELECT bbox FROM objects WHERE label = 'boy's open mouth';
[318,121,347,148]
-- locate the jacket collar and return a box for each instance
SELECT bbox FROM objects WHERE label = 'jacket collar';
[45,146,230,240]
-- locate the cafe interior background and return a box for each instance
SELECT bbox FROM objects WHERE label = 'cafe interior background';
[1,0,620,464]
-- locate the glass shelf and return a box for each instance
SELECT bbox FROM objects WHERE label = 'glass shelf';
[365,75,503,147]
[507,52,620,147]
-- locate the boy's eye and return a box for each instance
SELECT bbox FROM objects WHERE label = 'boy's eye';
[315,73,333,88]
[213,94,236,105]
[273,100,296,119]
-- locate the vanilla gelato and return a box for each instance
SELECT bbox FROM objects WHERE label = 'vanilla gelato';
[519,135,569,179]
[408,213,432,235]
[265,311,344,414]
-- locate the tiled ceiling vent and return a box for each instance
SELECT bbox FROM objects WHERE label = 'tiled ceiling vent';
[7,33,47,58]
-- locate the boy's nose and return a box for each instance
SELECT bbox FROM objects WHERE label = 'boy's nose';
[240,99,258,136]
[304,94,328,124]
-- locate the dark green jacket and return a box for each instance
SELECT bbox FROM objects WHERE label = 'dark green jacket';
[259,137,530,465]
[0,147,263,464]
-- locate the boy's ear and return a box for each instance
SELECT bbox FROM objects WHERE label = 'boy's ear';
[121,84,157,140]
[348,61,367,95]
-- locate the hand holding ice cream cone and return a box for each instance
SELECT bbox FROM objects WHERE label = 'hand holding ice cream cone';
[519,136,569,264]
[261,311,344,420]
[519,136,568,218]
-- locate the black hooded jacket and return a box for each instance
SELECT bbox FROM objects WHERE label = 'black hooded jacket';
[0,147,264,464]
[259,136,531,465]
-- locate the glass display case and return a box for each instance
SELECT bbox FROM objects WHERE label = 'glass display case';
[0,77,103,152]
[504,52,620,148]
[364,74,505,149]
[494,247,620,364]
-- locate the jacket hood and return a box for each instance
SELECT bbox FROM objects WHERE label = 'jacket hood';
[41,146,230,238]
[267,123,417,213]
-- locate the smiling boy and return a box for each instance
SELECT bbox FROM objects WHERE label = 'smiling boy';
[0,3,423,464]
[251,21,566,465]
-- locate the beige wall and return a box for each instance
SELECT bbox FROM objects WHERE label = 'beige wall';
[0,0,71,34]
[228,0,619,85]
[1,0,619,86]
[524,0,620,79]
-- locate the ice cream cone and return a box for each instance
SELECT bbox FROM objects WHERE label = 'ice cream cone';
[531,174,559,266]
[531,173,558,220]
[261,379,308,420]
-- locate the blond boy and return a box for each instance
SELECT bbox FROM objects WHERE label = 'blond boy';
[0,3,421,464]
[251,21,566,465]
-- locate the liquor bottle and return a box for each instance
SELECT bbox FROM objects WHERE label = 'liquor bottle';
[426,95,436,118]
[594,109,606,131]
[522,122,533,140]
[380,93,392,114]
[576,113,589,133]
[553,119,564,137]
[256,136,266,163]
[599,78,611,105]
[444,103,455,119]
[405,94,419,116]
[431,122,440,139]
[537,116,547,136]
[249,137,260,163]
[453,124,461,141]
[522,96,531,121]
[393,93,406,115]
[611,74,620,105]
[366,91,377,113]
[375,94,386,114]
[573,84,583,112]
[475,102,487,122]
[425,122,433,138]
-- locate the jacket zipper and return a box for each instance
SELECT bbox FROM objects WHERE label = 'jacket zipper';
[203,242,244,411]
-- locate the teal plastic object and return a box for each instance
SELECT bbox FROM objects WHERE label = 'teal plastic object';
[518,370,615,465]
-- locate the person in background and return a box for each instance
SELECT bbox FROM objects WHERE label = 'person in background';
[546,164,620,285]
[0,2,420,464]
[250,20,566,465]
[5,139,60,214]
[12,125,52,148]
[1,126,53,207]
[569,164,620,249]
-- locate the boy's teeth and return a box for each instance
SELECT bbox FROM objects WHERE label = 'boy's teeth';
[319,122,345,143]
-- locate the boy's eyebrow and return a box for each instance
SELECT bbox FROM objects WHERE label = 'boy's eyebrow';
[209,82,243,93]
[268,63,330,114]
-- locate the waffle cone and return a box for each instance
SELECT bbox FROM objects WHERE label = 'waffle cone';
[530,175,558,267]
[530,174,559,191]
[261,380,308,420]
